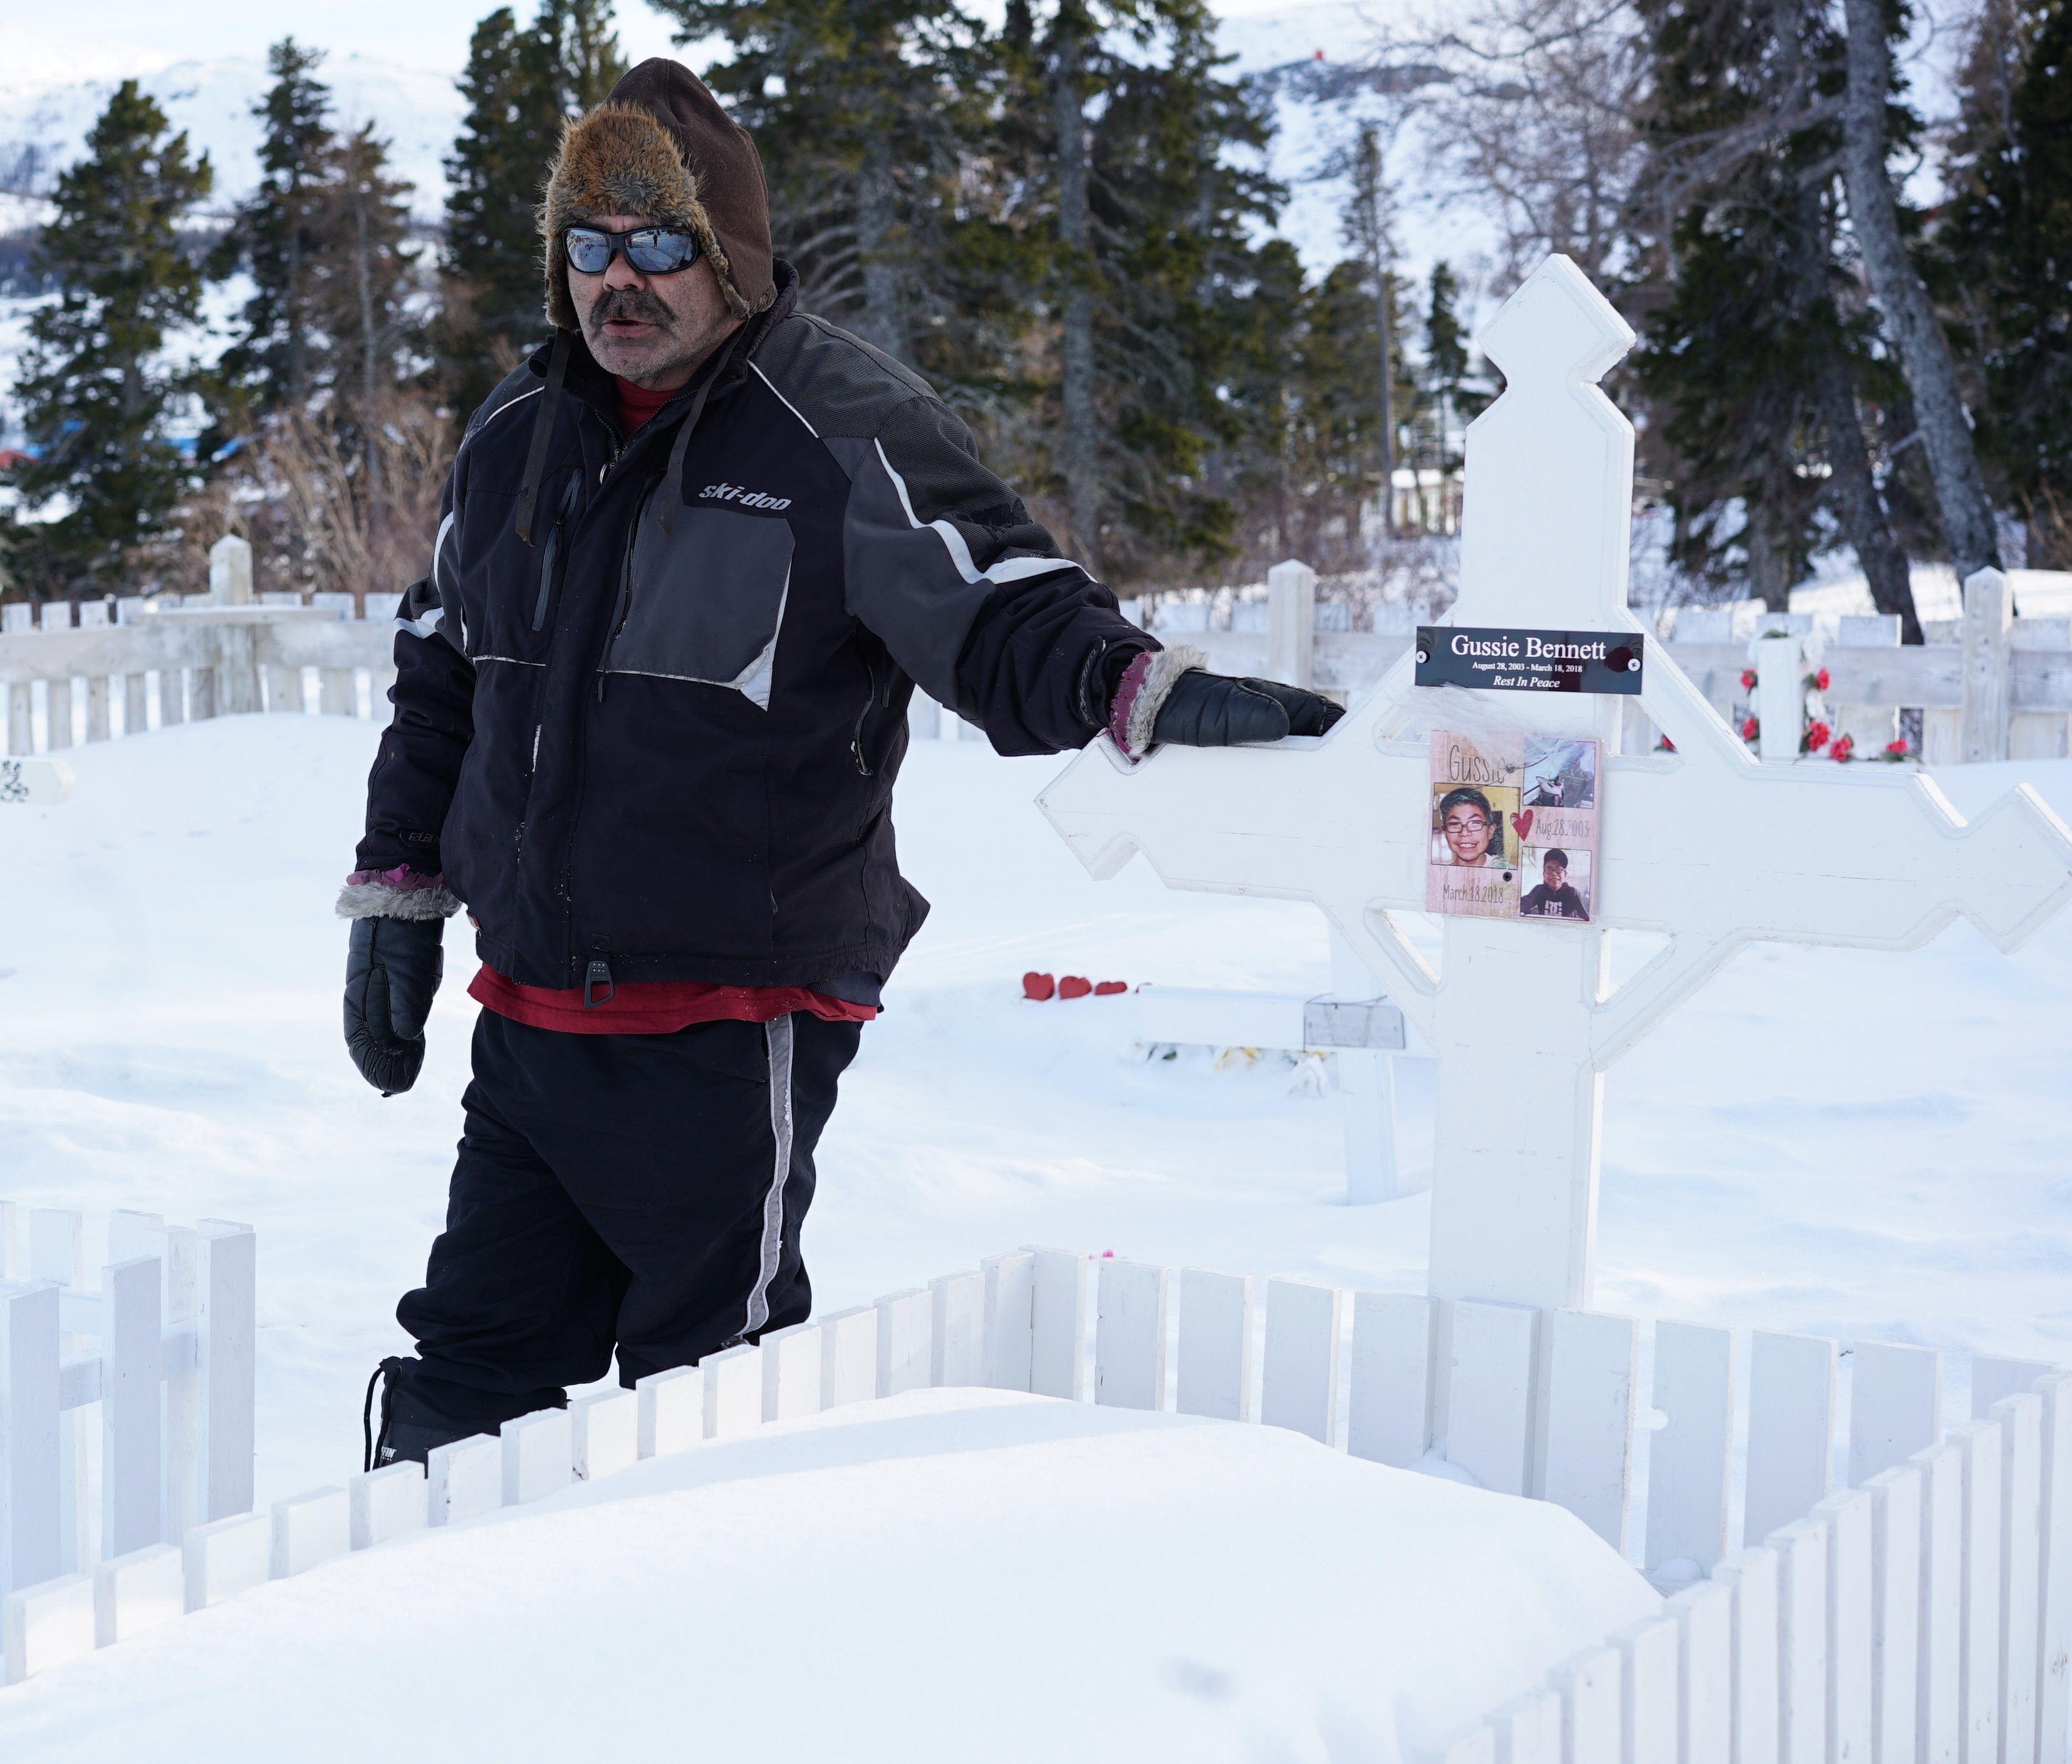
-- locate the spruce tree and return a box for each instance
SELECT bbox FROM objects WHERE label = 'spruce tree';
[656,0,982,365]
[442,1,629,412]
[1939,0,2072,567]
[1633,0,1920,633]
[10,81,212,592]
[208,39,334,430]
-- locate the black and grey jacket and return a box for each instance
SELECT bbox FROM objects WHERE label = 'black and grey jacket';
[353,264,1155,993]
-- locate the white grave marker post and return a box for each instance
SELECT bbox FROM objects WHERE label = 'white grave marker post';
[1038,255,2072,1481]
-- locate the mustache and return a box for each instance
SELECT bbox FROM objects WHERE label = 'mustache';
[588,285,675,330]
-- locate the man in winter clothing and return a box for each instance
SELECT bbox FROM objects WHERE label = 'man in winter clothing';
[343,59,1343,1467]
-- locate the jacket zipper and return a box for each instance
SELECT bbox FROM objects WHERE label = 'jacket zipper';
[531,473,583,632]
[851,657,889,776]
[595,521,638,702]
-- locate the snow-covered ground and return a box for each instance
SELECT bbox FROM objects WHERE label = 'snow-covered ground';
[0,1386,1657,1760]
[2,712,2069,1514]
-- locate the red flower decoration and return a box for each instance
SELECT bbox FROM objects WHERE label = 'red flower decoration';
[1740,716,1759,741]
[1739,669,1757,690]
[1884,738,1908,756]
[1804,720,1832,751]
[1830,734,1855,763]
[1814,667,1831,692]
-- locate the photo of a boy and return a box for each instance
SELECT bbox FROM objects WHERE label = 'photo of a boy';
[1519,848,1589,920]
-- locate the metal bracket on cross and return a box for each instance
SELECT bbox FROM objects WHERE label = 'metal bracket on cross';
[0,757,72,806]
[1038,254,2072,1401]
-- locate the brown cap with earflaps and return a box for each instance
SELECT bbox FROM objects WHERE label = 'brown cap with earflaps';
[538,58,774,328]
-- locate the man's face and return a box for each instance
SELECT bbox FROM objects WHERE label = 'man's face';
[1442,803,1492,865]
[1543,861,1567,890]
[568,213,742,390]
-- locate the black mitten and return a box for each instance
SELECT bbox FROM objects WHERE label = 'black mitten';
[1150,671,1346,748]
[344,916,445,1095]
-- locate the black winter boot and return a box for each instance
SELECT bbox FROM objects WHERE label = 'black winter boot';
[362,1358,567,1469]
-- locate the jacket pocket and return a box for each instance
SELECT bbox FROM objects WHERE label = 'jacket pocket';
[603,499,794,709]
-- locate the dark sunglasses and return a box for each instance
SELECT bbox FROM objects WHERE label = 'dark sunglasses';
[564,224,703,276]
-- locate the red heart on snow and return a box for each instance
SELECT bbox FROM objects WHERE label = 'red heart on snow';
[1093,980,1127,996]
[1059,976,1093,999]
[1514,808,1533,842]
[1023,972,1056,1001]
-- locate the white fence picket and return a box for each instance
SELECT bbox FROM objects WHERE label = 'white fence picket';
[1974,1357,2056,1421]
[183,1510,268,1610]
[0,1284,60,1596]
[1667,1578,1732,1764]
[1094,1258,1167,1411]
[426,1435,501,1527]
[1918,1438,1966,1760]
[1489,1687,1563,1763]
[981,1250,1034,1392]
[502,1407,574,1501]
[704,1343,763,1438]
[2039,1373,2072,1764]
[1447,1300,1538,1497]
[197,1221,256,1524]
[270,1486,348,1577]
[92,1543,182,1646]
[820,1306,878,1409]
[875,1288,932,1397]
[1849,1340,1943,1488]
[1647,1320,1734,1579]
[1541,1309,1636,1552]
[2,1573,93,1684]
[1994,1393,2043,1761]
[1613,1610,1679,1759]
[1746,1332,1836,1548]
[1813,1488,1873,1763]
[1959,1418,2004,1761]
[103,1256,161,1558]
[636,1364,701,1457]
[1347,1290,1434,1468]
[929,1270,984,1387]
[1772,1516,1829,1764]
[1029,1248,1088,1401]
[570,1389,638,1480]
[1260,1280,1341,1445]
[1175,1268,1254,1424]
[1864,1460,1922,1763]
[349,1461,425,1548]
[1552,1642,1623,1763]
[151,1223,201,1540]
[761,1321,823,1422]
[1715,1546,1781,1764]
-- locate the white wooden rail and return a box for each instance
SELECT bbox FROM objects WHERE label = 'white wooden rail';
[13,1238,2061,1764]
[0,1205,255,1680]
[913,560,2072,766]
[0,590,398,755]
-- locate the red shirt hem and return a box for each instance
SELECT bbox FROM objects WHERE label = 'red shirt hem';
[468,965,877,1035]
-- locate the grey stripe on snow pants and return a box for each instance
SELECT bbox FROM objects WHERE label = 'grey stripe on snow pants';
[393,1006,862,1428]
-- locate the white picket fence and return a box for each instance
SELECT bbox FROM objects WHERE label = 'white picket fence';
[11,1237,2061,1762]
[0,593,397,755]
[908,561,2072,768]
[0,1206,255,1679]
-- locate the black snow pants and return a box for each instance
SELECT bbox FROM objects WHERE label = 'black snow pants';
[390,1007,861,1436]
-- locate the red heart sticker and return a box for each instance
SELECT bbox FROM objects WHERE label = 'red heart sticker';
[1514,808,1533,842]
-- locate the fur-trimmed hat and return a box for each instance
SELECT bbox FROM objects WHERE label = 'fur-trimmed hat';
[539,59,774,328]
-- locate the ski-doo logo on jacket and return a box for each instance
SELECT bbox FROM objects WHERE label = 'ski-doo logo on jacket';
[699,482,792,511]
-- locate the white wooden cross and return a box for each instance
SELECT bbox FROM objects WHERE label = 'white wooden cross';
[1040,256,2072,1383]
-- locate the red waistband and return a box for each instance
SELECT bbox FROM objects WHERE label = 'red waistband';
[469,965,877,1035]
